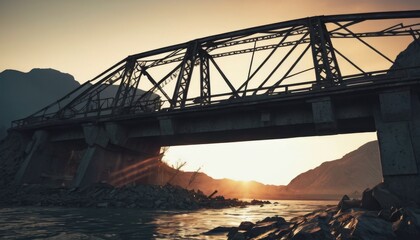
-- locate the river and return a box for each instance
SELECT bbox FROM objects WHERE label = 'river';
[0,200,336,239]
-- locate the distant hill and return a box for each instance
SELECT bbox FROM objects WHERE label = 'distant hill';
[0,68,153,139]
[0,69,80,138]
[154,140,382,200]
[151,162,288,199]
[286,141,382,197]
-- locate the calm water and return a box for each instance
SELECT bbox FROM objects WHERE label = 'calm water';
[0,200,336,240]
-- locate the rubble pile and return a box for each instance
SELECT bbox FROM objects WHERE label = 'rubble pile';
[0,182,267,210]
[0,133,271,210]
[206,183,420,240]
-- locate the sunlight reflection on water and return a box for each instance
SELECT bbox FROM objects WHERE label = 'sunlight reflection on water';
[0,200,336,239]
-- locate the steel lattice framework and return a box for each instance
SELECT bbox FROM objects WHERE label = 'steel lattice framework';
[12,10,420,129]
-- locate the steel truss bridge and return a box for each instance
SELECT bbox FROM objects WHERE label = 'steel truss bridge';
[12,10,420,129]
[11,11,420,201]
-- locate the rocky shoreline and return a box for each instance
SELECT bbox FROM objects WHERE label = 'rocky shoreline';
[0,182,269,210]
[205,184,420,239]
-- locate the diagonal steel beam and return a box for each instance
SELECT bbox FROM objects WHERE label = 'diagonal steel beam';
[267,43,311,94]
[333,47,365,74]
[335,22,394,64]
[254,31,310,94]
[236,26,301,93]
[136,63,183,103]
[208,55,240,98]
[142,69,172,102]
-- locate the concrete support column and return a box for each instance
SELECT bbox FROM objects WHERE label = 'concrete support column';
[310,97,337,133]
[14,130,51,184]
[72,123,162,188]
[72,125,109,187]
[375,89,420,204]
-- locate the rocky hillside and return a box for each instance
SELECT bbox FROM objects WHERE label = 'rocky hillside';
[286,140,382,196]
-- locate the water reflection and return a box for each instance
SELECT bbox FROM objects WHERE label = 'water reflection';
[0,200,336,239]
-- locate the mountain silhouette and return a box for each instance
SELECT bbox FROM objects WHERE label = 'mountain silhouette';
[0,68,152,139]
[286,141,382,196]
[0,69,80,138]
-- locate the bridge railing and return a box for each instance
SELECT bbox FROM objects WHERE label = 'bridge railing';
[11,65,420,129]
[125,65,420,112]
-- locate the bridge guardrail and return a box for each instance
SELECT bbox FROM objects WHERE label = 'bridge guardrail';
[11,65,420,129]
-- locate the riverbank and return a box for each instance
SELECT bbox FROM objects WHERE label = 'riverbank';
[0,182,269,210]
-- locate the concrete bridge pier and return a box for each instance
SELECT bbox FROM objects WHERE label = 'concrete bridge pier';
[14,130,50,185]
[375,89,420,204]
[72,123,161,188]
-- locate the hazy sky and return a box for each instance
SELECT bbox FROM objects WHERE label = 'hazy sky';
[1,0,419,185]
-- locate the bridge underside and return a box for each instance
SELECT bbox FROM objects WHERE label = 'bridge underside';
[12,81,420,205]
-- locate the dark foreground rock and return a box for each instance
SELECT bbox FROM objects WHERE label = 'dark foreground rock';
[219,206,420,240]
[210,184,420,239]
[0,182,265,210]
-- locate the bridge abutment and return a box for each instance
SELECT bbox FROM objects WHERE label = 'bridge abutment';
[375,89,420,204]
[13,123,162,188]
[14,130,85,186]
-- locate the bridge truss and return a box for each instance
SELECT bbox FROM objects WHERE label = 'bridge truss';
[12,10,420,129]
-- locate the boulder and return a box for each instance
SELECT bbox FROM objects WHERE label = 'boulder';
[372,183,402,210]
[227,227,239,239]
[347,212,396,239]
[202,226,234,235]
[338,194,361,211]
[290,220,334,240]
[392,208,420,239]
[247,219,284,238]
[338,195,350,209]
[238,221,255,231]
[378,208,393,221]
[230,232,246,240]
[361,188,381,210]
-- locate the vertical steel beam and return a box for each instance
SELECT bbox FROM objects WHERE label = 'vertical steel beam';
[112,59,142,113]
[199,51,211,105]
[171,41,199,108]
[309,17,342,86]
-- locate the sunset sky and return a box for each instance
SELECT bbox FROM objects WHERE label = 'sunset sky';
[1,0,419,185]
